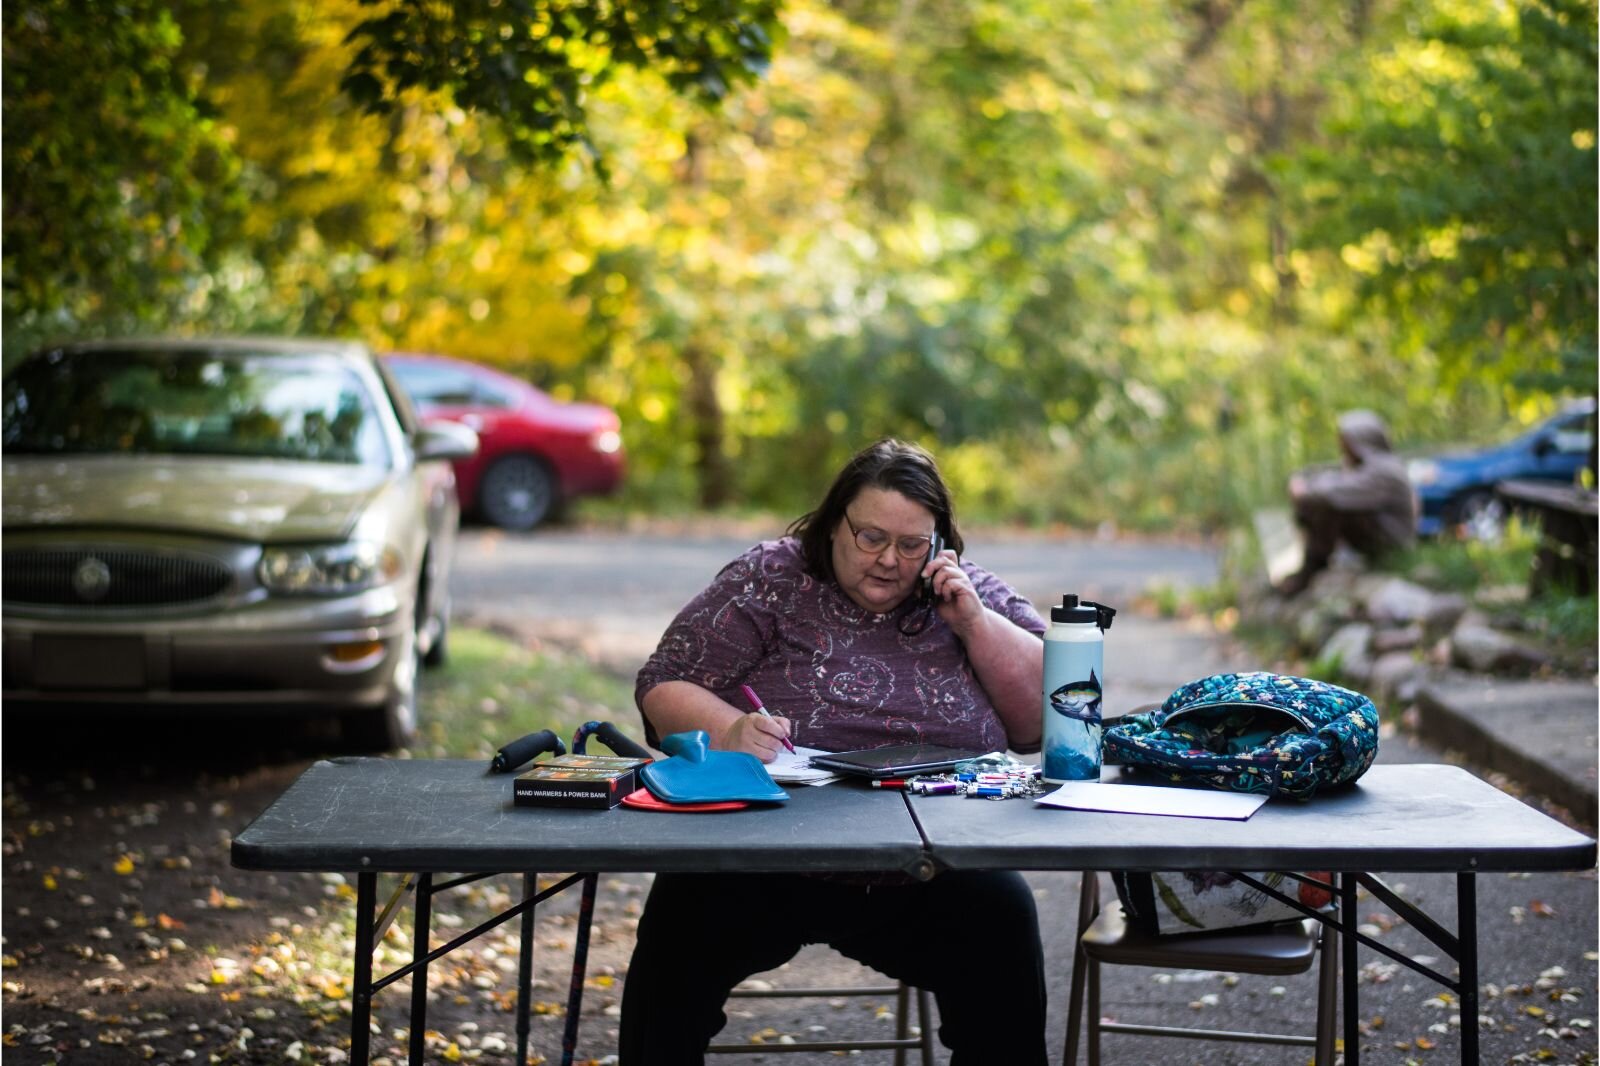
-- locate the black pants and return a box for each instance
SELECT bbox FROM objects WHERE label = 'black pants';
[618,870,1048,1065]
[1288,496,1396,589]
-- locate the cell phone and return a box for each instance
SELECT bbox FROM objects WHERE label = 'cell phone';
[917,532,945,606]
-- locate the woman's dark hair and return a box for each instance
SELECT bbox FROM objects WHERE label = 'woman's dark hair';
[787,439,965,581]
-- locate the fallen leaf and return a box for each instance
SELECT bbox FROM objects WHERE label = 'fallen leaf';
[113,855,135,876]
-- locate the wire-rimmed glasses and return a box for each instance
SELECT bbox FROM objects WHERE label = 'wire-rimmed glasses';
[843,513,934,560]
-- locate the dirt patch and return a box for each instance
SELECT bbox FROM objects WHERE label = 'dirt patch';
[1,715,908,1065]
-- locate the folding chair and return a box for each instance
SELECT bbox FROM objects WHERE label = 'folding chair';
[707,966,934,1063]
[1063,870,1338,1065]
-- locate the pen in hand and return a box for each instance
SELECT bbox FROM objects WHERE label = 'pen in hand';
[739,684,796,754]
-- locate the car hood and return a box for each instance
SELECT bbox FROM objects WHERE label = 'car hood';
[3,456,392,542]
[521,397,616,430]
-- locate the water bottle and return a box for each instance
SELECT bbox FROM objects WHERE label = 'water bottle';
[1042,595,1116,783]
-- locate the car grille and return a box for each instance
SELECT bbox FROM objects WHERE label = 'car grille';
[2,547,234,607]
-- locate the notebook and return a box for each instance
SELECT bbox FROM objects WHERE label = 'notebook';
[807,742,988,780]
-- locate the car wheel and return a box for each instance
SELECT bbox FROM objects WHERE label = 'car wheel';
[1454,491,1507,542]
[423,598,450,668]
[416,550,449,669]
[346,630,420,752]
[479,454,557,531]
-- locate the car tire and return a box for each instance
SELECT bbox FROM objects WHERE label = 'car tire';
[479,454,557,531]
[346,630,420,752]
[1453,491,1507,542]
[422,601,450,668]
[416,551,449,669]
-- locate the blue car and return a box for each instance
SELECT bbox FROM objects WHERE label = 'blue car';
[1407,398,1596,539]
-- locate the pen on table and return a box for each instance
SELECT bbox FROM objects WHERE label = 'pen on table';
[739,684,796,753]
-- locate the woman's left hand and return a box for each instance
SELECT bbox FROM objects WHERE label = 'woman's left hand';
[924,550,984,636]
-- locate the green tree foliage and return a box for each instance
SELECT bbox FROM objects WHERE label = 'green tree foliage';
[1293,0,1597,395]
[340,0,783,170]
[4,0,1594,530]
[2,0,246,347]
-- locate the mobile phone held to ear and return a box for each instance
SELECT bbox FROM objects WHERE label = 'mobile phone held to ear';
[918,532,945,605]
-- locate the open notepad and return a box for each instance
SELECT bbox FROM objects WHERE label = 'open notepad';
[765,745,844,786]
[1036,781,1268,820]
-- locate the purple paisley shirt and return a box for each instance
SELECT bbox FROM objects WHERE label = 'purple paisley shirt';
[635,537,1046,753]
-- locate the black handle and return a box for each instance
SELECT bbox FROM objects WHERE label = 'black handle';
[489,729,566,773]
[572,720,652,760]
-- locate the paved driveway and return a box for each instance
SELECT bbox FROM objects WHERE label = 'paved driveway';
[448,525,1236,710]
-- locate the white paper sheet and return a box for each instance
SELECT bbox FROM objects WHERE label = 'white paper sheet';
[1035,781,1268,820]
[766,745,843,786]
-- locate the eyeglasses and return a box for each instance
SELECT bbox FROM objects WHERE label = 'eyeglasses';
[843,512,935,561]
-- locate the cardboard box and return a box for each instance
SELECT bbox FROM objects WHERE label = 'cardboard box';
[513,754,650,810]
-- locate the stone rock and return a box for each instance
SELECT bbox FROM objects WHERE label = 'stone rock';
[1423,593,1469,634]
[1250,588,1295,629]
[1365,577,1434,623]
[1365,577,1466,633]
[1369,651,1424,704]
[1372,624,1424,654]
[1294,600,1347,654]
[1351,572,1397,605]
[1449,622,1552,675]
[1306,567,1365,614]
[1318,622,1374,683]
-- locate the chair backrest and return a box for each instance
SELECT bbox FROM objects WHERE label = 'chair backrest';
[1064,871,1338,1065]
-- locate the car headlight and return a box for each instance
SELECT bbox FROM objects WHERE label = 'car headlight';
[259,542,401,595]
[1407,459,1440,486]
[591,428,622,455]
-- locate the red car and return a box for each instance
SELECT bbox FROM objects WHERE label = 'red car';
[383,353,624,530]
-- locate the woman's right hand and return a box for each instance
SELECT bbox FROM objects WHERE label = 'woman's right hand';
[717,713,794,762]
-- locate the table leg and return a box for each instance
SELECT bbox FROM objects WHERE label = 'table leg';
[560,874,599,1066]
[1342,874,1360,1066]
[408,874,433,1066]
[1458,873,1479,1066]
[516,873,537,1066]
[353,872,377,1065]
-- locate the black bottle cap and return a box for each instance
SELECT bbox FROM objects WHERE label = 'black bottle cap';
[1051,594,1116,630]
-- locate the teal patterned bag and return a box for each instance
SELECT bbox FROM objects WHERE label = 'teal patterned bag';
[1102,672,1379,801]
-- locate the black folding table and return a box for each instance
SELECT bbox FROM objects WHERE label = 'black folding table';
[231,757,928,1064]
[909,762,1596,1065]
[232,759,1595,1065]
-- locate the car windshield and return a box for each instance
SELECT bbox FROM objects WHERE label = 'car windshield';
[2,347,391,465]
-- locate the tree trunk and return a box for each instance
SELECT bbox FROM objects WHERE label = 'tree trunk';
[677,126,730,508]
[684,338,731,508]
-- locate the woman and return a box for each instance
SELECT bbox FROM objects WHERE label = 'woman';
[619,439,1049,1065]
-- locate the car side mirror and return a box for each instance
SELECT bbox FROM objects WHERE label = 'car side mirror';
[414,420,479,463]
[1532,433,1555,459]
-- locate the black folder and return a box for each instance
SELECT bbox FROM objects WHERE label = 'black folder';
[808,742,987,780]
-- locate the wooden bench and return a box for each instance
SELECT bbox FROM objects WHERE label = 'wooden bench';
[1495,478,1598,595]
